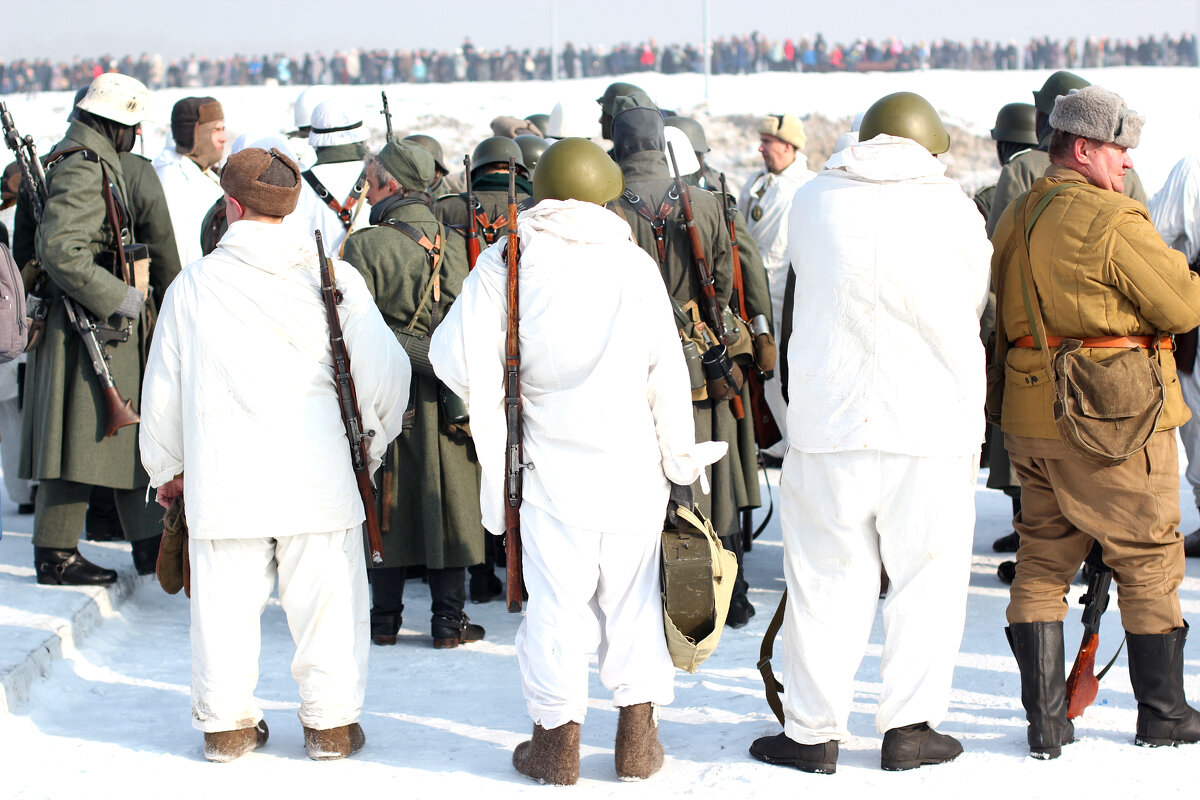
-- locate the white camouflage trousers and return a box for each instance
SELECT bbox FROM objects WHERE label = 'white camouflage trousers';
[189,527,369,733]
[515,504,675,730]
[780,449,976,743]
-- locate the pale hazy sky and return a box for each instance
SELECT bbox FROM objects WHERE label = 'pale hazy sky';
[5,0,1198,62]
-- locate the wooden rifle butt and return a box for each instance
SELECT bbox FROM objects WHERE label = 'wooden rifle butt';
[505,515,522,613]
[102,386,140,437]
[1066,632,1100,719]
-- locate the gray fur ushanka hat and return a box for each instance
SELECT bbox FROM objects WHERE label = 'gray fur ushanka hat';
[1049,86,1143,148]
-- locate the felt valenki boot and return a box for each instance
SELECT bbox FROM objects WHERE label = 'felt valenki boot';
[204,720,269,763]
[304,722,366,760]
[513,722,581,785]
[614,702,664,780]
[1126,623,1200,747]
[1006,622,1075,759]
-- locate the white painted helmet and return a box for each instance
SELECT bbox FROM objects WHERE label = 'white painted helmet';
[292,85,333,131]
[76,73,150,126]
[545,100,597,140]
[663,126,700,175]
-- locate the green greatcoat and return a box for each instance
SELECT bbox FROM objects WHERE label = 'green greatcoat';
[342,196,484,570]
[704,185,773,513]
[20,120,179,491]
[608,149,752,538]
[433,172,533,247]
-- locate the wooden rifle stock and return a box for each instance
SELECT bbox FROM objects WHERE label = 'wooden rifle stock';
[315,230,385,565]
[667,143,727,346]
[1065,556,1113,719]
[503,158,524,613]
[464,155,480,269]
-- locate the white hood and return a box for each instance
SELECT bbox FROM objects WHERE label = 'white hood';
[823,133,948,183]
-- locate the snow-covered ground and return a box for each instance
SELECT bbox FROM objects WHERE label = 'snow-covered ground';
[1,68,1199,798]
[0,460,1197,799]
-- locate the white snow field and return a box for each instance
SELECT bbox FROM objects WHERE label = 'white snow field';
[1,67,1198,798]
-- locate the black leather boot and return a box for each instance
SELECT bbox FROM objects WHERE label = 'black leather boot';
[749,732,837,774]
[1006,622,1075,759]
[429,568,484,648]
[35,547,118,586]
[720,533,754,628]
[881,723,962,770]
[368,567,405,645]
[131,535,162,576]
[1126,624,1200,747]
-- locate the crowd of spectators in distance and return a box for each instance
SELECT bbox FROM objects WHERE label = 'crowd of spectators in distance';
[2,31,1196,95]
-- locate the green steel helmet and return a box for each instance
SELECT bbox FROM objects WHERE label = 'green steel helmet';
[533,137,624,205]
[471,136,525,174]
[513,134,550,172]
[597,81,647,115]
[990,102,1038,146]
[1032,71,1090,115]
[665,115,709,154]
[525,113,550,135]
[403,133,448,175]
[858,91,950,155]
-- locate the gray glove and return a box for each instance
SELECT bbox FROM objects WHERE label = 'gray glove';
[115,285,146,319]
[665,481,695,528]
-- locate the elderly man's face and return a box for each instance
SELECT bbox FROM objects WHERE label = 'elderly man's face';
[758,134,796,174]
[1078,138,1133,193]
[365,168,396,205]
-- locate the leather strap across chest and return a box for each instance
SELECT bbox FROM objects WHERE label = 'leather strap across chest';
[380,218,445,332]
[303,169,364,230]
[622,187,678,263]
[468,195,533,245]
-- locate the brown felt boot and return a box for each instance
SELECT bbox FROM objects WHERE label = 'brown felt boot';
[615,702,664,781]
[304,722,366,760]
[203,720,269,762]
[512,722,581,785]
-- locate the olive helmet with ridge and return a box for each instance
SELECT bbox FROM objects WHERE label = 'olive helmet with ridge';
[990,102,1038,146]
[532,137,624,206]
[858,91,950,155]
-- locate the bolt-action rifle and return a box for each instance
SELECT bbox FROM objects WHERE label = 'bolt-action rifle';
[2,101,139,436]
[1066,544,1124,718]
[719,173,781,449]
[504,157,525,613]
[666,142,742,404]
[380,91,393,140]
[463,154,480,268]
[316,230,384,565]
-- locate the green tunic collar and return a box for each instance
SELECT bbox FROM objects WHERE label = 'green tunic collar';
[314,142,369,165]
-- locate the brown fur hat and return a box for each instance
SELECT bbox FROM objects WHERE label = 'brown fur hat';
[219,148,301,217]
[172,97,223,153]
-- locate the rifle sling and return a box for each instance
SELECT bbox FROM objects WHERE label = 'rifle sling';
[757,589,788,726]
[303,169,361,230]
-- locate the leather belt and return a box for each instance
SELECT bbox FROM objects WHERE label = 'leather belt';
[1012,334,1173,350]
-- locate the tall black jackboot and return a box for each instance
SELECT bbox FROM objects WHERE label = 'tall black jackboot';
[720,533,753,628]
[1126,623,1200,747]
[1006,621,1075,759]
[368,567,405,646]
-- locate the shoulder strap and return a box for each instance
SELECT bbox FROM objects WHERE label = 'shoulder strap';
[302,169,355,229]
[379,218,445,334]
[1016,183,1072,379]
[621,187,679,263]
[757,590,788,726]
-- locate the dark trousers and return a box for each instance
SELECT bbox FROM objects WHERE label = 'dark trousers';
[370,565,467,636]
[33,478,163,549]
